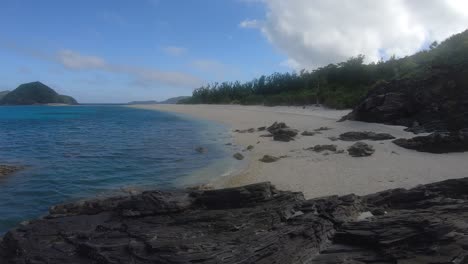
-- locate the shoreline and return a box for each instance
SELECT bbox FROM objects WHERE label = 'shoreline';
[130,104,468,198]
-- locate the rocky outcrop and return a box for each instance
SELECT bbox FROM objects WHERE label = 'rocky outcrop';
[259,155,280,163]
[2,178,468,263]
[267,122,299,142]
[339,131,395,141]
[0,165,22,177]
[347,142,375,157]
[342,67,468,133]
[393,131,468,153]
[305,144,338,152]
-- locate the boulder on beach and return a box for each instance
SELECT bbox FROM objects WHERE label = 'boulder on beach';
[305,144,338,153]
[233,152,244,160]
[393,131,468,153]
[267,122,299,142]
[3,178,468,263]
[259,155,280,163]
[301,131,320,136]
[347,142,375,157]
[339,131,395,141]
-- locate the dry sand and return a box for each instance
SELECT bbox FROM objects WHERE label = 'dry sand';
[131,104,468,198]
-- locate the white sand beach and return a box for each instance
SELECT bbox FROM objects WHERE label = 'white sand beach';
[131,104,468,198]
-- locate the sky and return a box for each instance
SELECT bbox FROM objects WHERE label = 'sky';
[1,0,468,103]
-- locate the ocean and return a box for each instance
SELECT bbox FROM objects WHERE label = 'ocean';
[0,105,236,233]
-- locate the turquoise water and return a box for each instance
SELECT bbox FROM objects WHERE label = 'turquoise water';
[0,105,233,233]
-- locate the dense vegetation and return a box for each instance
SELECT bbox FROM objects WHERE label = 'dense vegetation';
[0,82,78,105]
[181,30,468,109]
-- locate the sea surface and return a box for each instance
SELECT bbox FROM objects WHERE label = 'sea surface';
[0,105,236,233]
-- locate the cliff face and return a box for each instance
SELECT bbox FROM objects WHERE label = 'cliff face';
[342,66,468,133]
[2,178,468,263]
[0,82,78,105]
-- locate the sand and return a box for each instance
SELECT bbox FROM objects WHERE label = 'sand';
[131,104,468,199]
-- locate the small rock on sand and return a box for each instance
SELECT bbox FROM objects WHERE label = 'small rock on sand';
[259,155,280,163]
[339,131,395,141]
[347,142,375,157]
[233,153,244,160]
[301,131,320,136]
[306,145,338,153]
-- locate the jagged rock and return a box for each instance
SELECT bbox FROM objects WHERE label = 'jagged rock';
[347,142,375,157]
[3,178,468,263]
[306,144,338,153]
[301,131,320,136]
[393,131,468,153]
[0,165,23,177]
[259,155,280,163]
[267,121,288,132]
[246,145,254,151]
[341,67,468,133]
[195,146,207,153]
[265,122,299,142]
[339,131,395,141]
[233,152,244,160]
[257,126,266,131]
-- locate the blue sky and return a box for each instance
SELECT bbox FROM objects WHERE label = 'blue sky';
[1,0,467,103]
[0,0,285,103]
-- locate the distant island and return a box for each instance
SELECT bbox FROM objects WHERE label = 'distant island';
[128,96,189,105]
[0,82,78,105]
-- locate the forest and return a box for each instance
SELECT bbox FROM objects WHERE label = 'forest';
[180,30,468,109]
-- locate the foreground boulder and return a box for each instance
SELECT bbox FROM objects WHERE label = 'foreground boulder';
[342,66,468,133]
[2,178,468,263]
[393,131,468,153]
[339,131,395,141]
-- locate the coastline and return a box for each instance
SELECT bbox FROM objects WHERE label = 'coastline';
[130,104,468,198]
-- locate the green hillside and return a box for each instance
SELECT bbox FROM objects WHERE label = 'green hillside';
[0,82,78,105]
[181,29,468,109]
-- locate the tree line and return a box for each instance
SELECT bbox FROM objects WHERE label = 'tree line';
[180,30,468,109]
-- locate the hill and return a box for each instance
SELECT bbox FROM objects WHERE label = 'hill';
[128,100,158,105]
[182,29,468,109]
[0,91,9,100]
[0,82,78,105]
[159,96,190,104]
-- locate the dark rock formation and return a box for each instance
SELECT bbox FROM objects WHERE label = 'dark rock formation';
[306,144,338,153]
[234,128,255,133]
[264,122,299,142]
[347,142,375,157]
[3,178,468,263]
[0,165,23,177]
[257,126,266,131]
[341,67,468,133]
[259,155,280,163]
[0,82,78,105]
[339,131,395,141]
[245,145,254,151]
[233,152,244,160]
[314,127,332,131]
[393,131,468,153]
[301,131,320,136]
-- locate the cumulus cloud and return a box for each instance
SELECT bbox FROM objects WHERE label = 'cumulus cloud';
[242,0,468,69]
[162,46,188,56]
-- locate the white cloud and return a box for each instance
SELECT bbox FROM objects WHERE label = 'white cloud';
[242,0,468,69]
[239,19,261,29]
[162,46,187,57]
[55,49,202,88]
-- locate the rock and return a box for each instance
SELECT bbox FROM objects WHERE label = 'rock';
[195,146,207,153]
[246,145,254,151]
[259,134,274,137]
[267,121,288,132]
[347,142,375,157]
[273,133,295,142]
[301,131,320,136]
[341,66,468,133]
[233,152,244,160]
[306,144,338,152]
[234,128,255,133]
[328,136,339,141]
[314,126,332,131]
[259,155,280,163]
[257,126,266,131]
[4,178,468,263]
[339,131,395,141]
[393,131,468,153]
[0,165,23,177]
